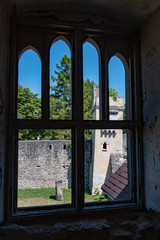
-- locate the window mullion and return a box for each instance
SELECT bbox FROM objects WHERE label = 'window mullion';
[74,26,84,211]
[105,37,109,121]
[42,37,49,120]
[99,38,105,121]
[74,27,83,121]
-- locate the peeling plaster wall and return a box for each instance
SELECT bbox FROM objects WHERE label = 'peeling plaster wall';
[141,7,160,212]
[0,0,10,224]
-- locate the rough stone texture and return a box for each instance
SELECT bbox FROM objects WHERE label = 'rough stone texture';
[0,210,160,239]
[56,180,63,201]
[141,7,160,212]
[0,0,10,224]
[18,140,92,189]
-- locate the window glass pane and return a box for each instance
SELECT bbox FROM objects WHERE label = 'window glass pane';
[108,55,126,120]
[83,41,99,120]
[50,39,72,120]
[18,49,41,119]
[18,129,72,208]
[84,129,130,203]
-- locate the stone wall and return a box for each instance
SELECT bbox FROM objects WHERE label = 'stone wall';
[110,152,125,174]
[141,7,160,212]
[90,129,124,194]
[110,133,127,174]
[18,140,92,190]
[18,135,126,192]
[0,210,160,240]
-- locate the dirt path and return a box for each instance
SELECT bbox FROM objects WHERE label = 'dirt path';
[18,198,69,207]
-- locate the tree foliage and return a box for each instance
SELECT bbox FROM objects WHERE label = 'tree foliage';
[83,78,93,140]
[50,54,71,120]
[83,78,93,120]
[49,55,94,140]
[18,84,41,119]
[18,85,48,140]
[109,88,118,101]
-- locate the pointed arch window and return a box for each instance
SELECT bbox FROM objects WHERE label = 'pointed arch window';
[108,54,130,121]
[18,48,42,119]
[50,38,72,120]
[83,39,100,121]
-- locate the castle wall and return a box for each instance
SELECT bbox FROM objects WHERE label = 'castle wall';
[90,90,125,194]
[18,140,91,190]
[90,129,124,194]
[109,96,125,120]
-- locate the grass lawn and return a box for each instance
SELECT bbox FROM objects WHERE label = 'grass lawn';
[18,188,108,207]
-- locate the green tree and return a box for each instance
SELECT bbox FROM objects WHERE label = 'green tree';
[18,129,48,140]
[50,54,71,140]
[83,78,94,140]
[18,85,48,140]
[18,84,41,119]
[83,78,93,120]
[109,88,118,101]
[50,54,71,120]
[50,55,94,140]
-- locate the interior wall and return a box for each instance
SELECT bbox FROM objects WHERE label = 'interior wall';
[141,7,160,212]
[0,0,10,223]
[0,2,160,239]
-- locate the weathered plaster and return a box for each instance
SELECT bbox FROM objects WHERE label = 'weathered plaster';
[141,7,160,212]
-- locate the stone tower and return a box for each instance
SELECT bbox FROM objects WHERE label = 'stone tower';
[89,84,125,194]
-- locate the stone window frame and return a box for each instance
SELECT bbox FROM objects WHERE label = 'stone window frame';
[7,16,143,220]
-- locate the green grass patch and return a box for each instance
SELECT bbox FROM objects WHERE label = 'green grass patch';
[18,188,108,203]
[84,188,108,202]
[18,188,57,199]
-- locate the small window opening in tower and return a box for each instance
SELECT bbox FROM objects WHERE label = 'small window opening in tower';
[103,142,107,150]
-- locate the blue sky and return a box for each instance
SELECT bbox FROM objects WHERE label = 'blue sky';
[18,40,125,98]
